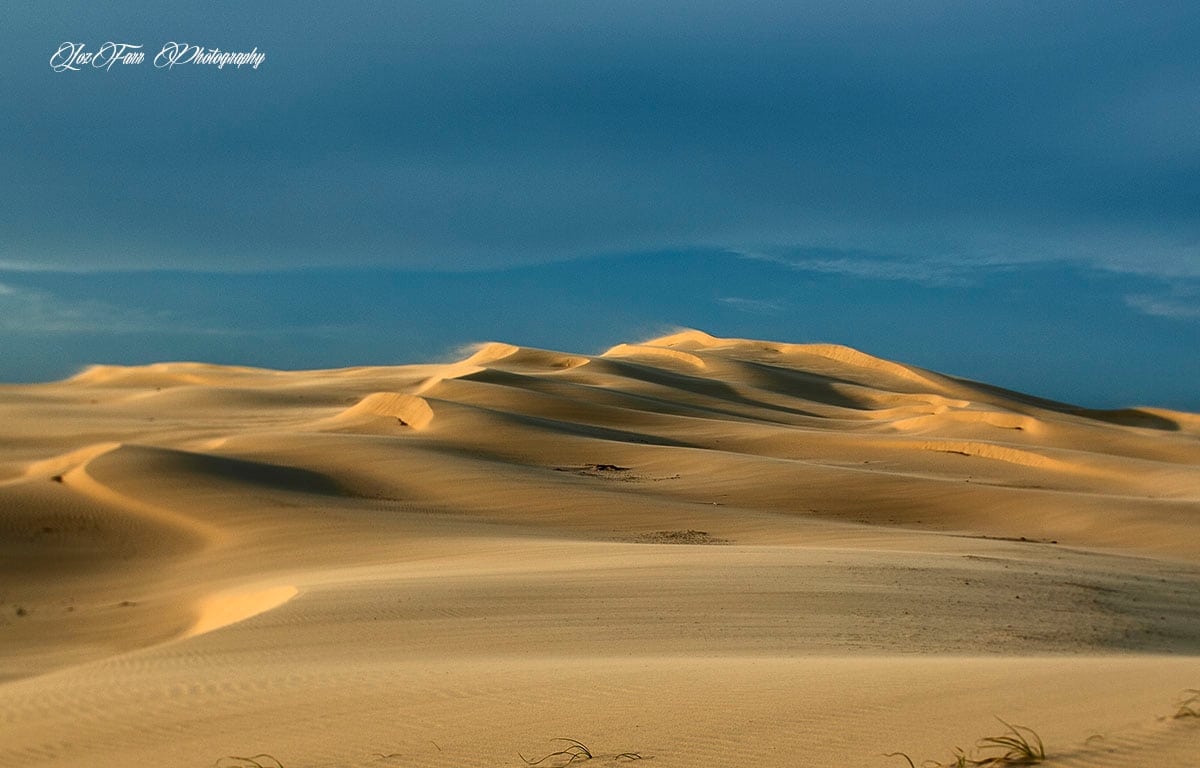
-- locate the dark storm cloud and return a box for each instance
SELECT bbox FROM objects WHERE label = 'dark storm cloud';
[5,1,1199,273]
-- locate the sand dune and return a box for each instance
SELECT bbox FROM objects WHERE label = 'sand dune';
[1,331,1198,767]
[317,392,436,432]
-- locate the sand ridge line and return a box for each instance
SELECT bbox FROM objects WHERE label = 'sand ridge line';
[313,392,435,432]
[9,442,122,486]
[186,584,300,638]
[54,447,227,545]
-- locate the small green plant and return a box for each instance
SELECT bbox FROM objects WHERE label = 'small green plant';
[974,718,1044,764]
[215,756,284,768]
[886,718,1045,767]
[1175,689,1200,718]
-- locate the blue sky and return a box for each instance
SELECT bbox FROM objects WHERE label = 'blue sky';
[3,2,1198,409]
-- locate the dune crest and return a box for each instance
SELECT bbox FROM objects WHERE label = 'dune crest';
[67,361,277,388]
[640,328,724,348]
[889,408,1039,433]
[18,441,122,482]
[600,342,708,370]
[795,342,948,389]
[638,330,948,392]
[461,341,589,371]
[186,584,299,638]
[318,392,435,431]
[913,439,1095,473]
[59,447,224,544]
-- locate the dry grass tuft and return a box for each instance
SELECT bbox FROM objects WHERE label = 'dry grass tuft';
[521,738,595,766]
[215,756,284,768]
[886,718,1045,767]
[973,718,1045,764]
[520,738,645,766]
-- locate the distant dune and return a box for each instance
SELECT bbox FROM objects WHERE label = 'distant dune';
[1,331,1198,767]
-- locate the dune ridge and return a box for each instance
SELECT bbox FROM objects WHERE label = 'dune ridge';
[316,392,436,432]
[1,331,1198,767]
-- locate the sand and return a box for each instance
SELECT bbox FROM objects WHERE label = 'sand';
[1,330,1198,767]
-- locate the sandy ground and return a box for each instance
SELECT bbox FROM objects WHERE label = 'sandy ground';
[1,330,1198,767]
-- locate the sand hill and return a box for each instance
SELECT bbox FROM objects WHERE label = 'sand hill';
[1,331,1198,767]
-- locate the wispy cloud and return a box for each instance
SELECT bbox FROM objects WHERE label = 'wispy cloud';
[1125,284,1200,319]
[0,283,166,333]
[733,250,989,287]
[716,296,787,316]
[0,282,352,337]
